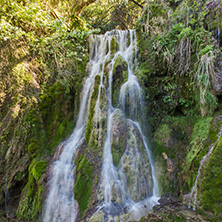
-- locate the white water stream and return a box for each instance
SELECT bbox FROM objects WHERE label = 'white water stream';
[43,30,158,222]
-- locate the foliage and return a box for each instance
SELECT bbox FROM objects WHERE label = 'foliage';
[0,0,221,220]
[137,0,220,117]
[0,0,98,220]
[194,50,217,117]
[16,159,48,220]
[82,0,144,31]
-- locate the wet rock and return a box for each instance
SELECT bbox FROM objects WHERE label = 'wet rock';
[140,197,210,222]
[111,109,127,166]
[112,55,128,107]
[158,193,179,205]
[90,211,104,222]
[89,203,126,222]
[121,121,153,201]
[213,52,222,94]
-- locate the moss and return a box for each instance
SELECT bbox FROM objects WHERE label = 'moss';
[90,211,104,222]
[16,183,45,220]
[154,123,171,147]
[74,154,94,218]
[13,74,81,220]
[39,81,77,154]
[16,172,44,220]
[110,110,127,166]
[0,25,87,219]
[85,75,100,144]
[112,55,128,107]
[111,37,119,56]
[208,115,222,142]
[28,142,38,155]
[16,158,48,220]
[112,142,125,166]
[49,120,74,155]
[153,115,222,204]
[198,135,222,220]
[152,116,212,194]
[184,117,212,173]
[139,210,187,222]
[31,161,48,181]
[152,116,190,158]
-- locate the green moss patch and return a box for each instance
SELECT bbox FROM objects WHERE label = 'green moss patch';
[31,161,48,181]
[111,37,119,56]
[199,135,222,220]
[16,158,48,220]
[112,55,128,107]
[183,117,212,178]
[74,154,94,218]
[85,75,100,144]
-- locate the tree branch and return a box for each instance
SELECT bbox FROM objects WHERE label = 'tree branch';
[129,0,143,8]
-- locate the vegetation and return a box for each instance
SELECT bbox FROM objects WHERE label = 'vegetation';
[137,1,222,220]
[82,0,144,31]
[112,54,128,107]
[199,135,222,220]
[0,0,94,220]
[137,0,221,122]
[74,154,94,218]
[1,0,222,221]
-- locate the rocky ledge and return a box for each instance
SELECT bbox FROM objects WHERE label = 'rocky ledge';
[140,194,209,222]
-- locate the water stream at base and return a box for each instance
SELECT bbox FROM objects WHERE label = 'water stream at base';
[43,30,159,222]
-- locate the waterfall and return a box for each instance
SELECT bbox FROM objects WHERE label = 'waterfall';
[98,30,158,221]
[43,30,158,222]
[42,41,99,222]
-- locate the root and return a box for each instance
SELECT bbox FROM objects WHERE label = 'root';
[194,50,217,116]
[176,37,191,76]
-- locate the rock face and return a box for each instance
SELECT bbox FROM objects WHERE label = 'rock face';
[139,194,210,222]
[152,115,222,222]
[110,109,127,166]
[122,121,153,201]
[108,111,153,202]
[112,55,128,108]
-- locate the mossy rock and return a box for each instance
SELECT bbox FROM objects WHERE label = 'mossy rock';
[111,37,119,56]
[110,109,127,166]
[120,121,153,201]
[16,171,45,220]
[0,27,87,220]
[112,55,128,107]
[28,142,39,156]
[74,153,94,218]
[89,211,104,222]
[198,134,222,220]
[152,116,206,195]
[85,75,100,143]
[39,80,77,154]
[31,161,48,181]
[183,117,212,184]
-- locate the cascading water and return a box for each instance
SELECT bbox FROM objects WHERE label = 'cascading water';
[42,39,102,221]
[43,30,158,222]
[97,30,158,221]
